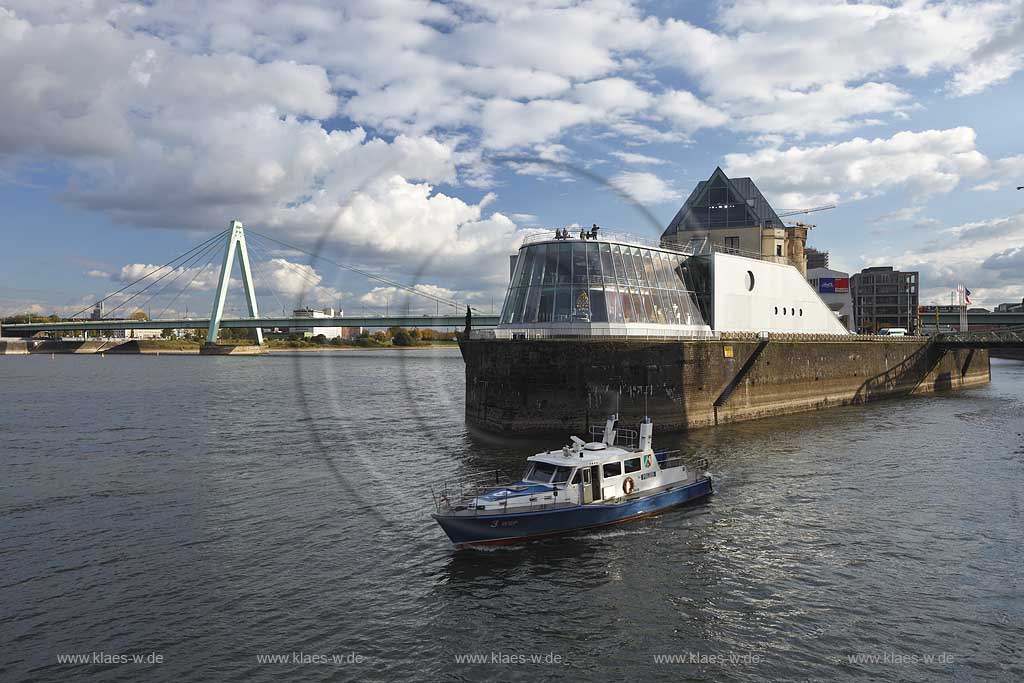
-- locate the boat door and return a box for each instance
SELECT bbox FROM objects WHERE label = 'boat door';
[589,465,601,502]
[581,468,594,504]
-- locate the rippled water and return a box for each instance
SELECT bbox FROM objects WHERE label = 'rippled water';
[2,350,1023,682]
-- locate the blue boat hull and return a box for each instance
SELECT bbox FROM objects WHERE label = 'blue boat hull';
[433,478,712,547]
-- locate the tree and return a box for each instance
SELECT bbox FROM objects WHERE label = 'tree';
[391,330,414,346]
[131,311,148,320]
[161,329,175,339]
[312,333,328,345]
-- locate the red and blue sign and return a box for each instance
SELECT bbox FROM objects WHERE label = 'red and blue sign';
[817,277,849,294]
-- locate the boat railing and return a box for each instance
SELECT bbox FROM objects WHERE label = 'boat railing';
[589,425,638,449]
[431,473,579,515]
[430,470,504,511]
[656,451,710,474]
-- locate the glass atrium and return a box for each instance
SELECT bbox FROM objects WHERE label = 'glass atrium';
[498,239,706,329]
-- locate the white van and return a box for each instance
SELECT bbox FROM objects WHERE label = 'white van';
[878,328,907,337]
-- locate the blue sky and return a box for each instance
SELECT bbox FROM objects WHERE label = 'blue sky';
[1,0,1023,319]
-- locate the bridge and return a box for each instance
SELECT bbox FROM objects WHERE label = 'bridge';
[935,325,1024,349]
[932,311,1024,327]
[1,221,498,345]
[2,314,498,334]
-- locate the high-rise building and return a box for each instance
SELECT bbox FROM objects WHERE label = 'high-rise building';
[850,266,919,334]
[805,248,829,270]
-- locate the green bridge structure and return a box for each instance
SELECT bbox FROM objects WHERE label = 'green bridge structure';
[2,221,498,345]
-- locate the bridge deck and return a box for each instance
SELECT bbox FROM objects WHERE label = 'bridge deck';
[2,314,499,333]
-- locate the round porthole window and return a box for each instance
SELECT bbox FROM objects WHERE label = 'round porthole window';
[783,307,787,315]
[799,308,803,316]
[746,270,755,291]
[774,306,778,314]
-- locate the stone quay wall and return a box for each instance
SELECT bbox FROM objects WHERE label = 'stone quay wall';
[459,335,990,434]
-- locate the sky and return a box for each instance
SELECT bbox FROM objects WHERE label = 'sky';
[1,0,1023,319]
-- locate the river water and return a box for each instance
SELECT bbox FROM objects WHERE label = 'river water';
[2,350,1022,682]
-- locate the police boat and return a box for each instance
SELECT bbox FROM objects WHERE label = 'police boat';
[431,415,712,547]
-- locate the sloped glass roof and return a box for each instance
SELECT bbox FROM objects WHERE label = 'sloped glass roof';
[663,167,785,237]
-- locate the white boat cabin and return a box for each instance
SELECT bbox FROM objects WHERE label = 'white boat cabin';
[467,415,696,512]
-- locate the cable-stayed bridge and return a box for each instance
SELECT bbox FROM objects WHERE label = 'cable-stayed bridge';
[2,221,498,343]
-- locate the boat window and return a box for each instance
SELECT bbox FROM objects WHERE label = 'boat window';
[552,466,573,483]
[571,469,581,485]
[602,462,622,477]
[523,462,573,484]
[623,457,641,473]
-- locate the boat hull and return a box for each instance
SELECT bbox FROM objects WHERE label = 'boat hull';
[433,478,712,547]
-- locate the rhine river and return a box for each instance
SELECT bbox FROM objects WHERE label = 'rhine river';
[2,350,1022,682]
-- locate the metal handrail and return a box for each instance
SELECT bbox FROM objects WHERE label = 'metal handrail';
[710,243,797,268]
[520,230,702,255]
[589,425,638,449]
[432,477,579,515]
[480,327,718,341]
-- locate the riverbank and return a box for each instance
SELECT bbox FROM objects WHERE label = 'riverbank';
[0,339,460,355]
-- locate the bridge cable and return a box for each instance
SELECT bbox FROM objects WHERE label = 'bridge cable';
[102,236,230,320]
[242,241,292,316]
[246,229,473,312]
[124,238,226,322]
[152,239,226,321]
[67,228,230,320]
[246,239,387,317]
[248,239,387,316]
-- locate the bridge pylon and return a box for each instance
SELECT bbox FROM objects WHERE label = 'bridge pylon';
[206,220,263,345]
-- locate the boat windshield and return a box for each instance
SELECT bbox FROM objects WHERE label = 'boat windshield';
[523,462,574,484]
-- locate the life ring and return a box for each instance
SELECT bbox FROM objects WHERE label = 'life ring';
[623,476,635,495]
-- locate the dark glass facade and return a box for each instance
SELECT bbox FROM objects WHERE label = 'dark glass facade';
[499,241,705,327]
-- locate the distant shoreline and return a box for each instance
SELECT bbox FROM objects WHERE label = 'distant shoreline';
[1,339,460,356]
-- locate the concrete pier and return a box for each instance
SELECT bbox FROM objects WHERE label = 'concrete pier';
[459,335,991,434]
[0,340,30,355]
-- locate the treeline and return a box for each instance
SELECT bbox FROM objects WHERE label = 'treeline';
[278,327,459,348]
[2,313,62,324]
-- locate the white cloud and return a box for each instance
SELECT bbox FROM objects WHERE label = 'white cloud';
[359,284,457,310]
[480,98,596,149]
[872,206,924,223]
[572,77,652,113]
[5,0,1024,316]
[660,0,1023,100]
[656,90,728,133]
[723,127,990,207]
[733,82,913,136]
[610,151,667,165]
[85,269,111,279]
[610,171,680,204]
[868,211,1024,306]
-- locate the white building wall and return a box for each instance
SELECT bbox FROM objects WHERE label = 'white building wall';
[711,252,850,335]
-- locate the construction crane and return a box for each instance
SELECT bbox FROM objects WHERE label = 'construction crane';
[777,203,837,217]
[787,221,816,230]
